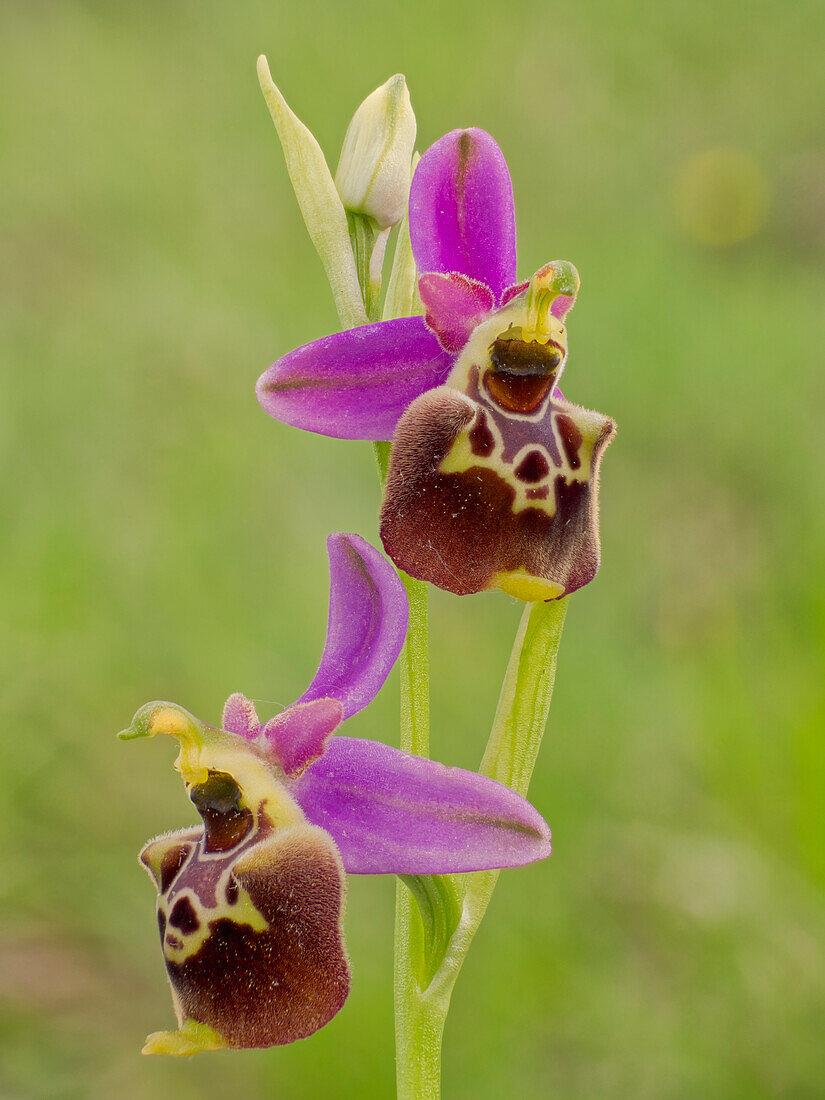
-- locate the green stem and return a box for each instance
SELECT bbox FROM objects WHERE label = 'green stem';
[348,212,386,322]
[478,596,568,795]
[374,440,392,487]
[439,598,567,986]
[393,572,444,1099]
[395,597,568,1095]
[397,573,429,757]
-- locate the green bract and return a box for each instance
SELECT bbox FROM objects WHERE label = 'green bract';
[256,55,366,329]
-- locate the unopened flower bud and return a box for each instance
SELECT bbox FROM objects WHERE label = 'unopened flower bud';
[335,75,416,230]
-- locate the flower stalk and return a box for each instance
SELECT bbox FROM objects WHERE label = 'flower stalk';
[439,596,568,978]
[393,597,568,1097]
[393,573,446,1100]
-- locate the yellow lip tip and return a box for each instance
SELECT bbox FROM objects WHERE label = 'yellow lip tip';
[142,1022,225,1057]
[494,570,565,602]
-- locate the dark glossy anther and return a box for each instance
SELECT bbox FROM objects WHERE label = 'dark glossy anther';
[485,337,563,414]
[489,336,562,376]
[190,770,254,853]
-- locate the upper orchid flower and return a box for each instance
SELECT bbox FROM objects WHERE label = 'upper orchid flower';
[257,129,615,602]
[120,534,551,1055]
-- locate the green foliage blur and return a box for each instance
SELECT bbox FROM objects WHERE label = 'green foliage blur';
[2,1,824,1096]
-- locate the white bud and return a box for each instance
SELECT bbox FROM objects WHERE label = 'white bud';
[335,75,417,230]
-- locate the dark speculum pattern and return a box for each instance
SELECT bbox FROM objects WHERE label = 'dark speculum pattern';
[485,337,563,414]
[190,770,254,852]
[555,413,583,469]
[160,842,194,892]
[169,896,200,934]
[514,450,550,483]
[468,409,496,457]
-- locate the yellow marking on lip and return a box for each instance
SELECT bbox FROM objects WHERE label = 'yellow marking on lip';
[493,570,564,602]
[439,434,562,518]
[161,872,269,965]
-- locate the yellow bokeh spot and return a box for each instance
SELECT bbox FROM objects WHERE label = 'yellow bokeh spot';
[494,570,565,602]
[673,147,771,246]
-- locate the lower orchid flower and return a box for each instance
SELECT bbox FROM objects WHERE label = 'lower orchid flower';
[257,129,615,602]
[120,534,551,1055]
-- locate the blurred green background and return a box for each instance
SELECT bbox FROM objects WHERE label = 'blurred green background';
[2,0,824,1096]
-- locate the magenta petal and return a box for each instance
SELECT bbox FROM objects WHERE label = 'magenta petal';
[221,693,260,739]
[263,697,344,776]
[418,272,495,353]
[409,128,517,304]
[256,317,453,442]
[297,534,408,720]
[291,737,551,874]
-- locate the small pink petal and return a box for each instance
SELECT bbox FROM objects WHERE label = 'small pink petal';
[418,272,495,354]
[221,693,260,739]
[263,698,344,777]
[552,294,576,319]
[500,280,529,306]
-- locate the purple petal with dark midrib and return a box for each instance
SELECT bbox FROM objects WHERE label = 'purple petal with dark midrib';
[256,317,453,442]
[291,737,551,874]
[409,128,517,304]
[297,534,409,721]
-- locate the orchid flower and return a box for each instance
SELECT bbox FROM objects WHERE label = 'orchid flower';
[120,534,551,1055]
[257,129,615,602]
